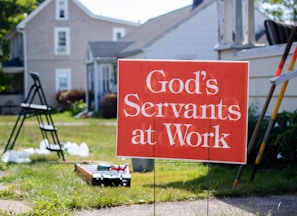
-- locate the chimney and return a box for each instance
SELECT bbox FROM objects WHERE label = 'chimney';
[192,0,203,9]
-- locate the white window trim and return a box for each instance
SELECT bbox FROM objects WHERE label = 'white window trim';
[56,0,68,20]
[55,68,71,92]
[54,27,70,55]
[113,28,125,41]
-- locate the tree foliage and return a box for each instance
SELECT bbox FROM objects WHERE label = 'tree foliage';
[0,0,45,61]
[0,68,12,93]
[259,0,297,23]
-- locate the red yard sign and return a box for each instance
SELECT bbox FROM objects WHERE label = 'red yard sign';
[117,60,248,164]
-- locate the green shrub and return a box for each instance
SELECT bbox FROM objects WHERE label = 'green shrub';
[0,69,12,93]
[56,89,85,111]
[275,110,297,167]
[248,106,297,168]
[91,111,101,118]
[247,104,269,165]
[71,99,87,116]
[101,93,117,118]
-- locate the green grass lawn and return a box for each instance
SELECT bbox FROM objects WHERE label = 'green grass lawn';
[0,113,297,215]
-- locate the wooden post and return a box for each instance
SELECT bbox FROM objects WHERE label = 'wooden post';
[244,0,255,46]
[234,1,243,45]
[216,0,255,49]
[217,0,233,47]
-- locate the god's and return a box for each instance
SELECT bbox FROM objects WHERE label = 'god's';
[145,69,219,95]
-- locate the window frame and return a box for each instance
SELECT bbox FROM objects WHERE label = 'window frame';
[54,27,70,55]
[113,28,125,41]
[56,0,68,20]
[55,68,71,92]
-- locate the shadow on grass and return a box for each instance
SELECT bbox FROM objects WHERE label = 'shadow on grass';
[143,164,239,195]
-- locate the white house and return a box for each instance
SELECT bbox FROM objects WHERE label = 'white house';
[85,0,269,112]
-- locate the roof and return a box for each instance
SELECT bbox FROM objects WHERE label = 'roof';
[17,0,138,30]
[88,41,133,58]
[119,0,216,57]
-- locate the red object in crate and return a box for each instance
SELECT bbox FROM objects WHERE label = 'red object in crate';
[75,163,131,187]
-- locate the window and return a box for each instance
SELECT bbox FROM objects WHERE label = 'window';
[100,64,114,93]
[113,28,125,41]
[55,69,71,91]
[56,0,68,20]
[54,27,70,55]
[102,65,110,93]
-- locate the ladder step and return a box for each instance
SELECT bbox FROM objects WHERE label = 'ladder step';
[270,69,297,85]
[47,144,63,151]
[4,71,65,161]
[21,103,49,111]
[40,124,57,131]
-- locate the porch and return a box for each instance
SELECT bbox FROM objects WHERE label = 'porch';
[216,0,297,115]
[219,42,297,115]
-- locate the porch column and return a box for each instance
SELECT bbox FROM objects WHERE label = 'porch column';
[244,0,255,45]
[217,0,233,48]
[216,0,256,50]
[234,1,243,45]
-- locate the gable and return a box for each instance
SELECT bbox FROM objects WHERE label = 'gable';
[17,0,51,29]
[17,0,138,30]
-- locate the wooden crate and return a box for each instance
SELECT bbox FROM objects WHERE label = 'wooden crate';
[74,163,131,187]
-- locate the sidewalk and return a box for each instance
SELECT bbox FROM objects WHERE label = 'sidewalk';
[75,194,297,216]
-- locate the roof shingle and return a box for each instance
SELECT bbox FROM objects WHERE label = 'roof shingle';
[89,41,133,58]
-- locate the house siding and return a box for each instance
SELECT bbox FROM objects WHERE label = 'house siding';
[142,3,218,60]
[220,43,297,114]
[22,0,136,107]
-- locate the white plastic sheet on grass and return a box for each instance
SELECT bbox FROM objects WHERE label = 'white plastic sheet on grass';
[1,139,89,163]
[63,141,89,157]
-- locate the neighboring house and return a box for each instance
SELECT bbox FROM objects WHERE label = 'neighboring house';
[1,0,138,112]
[86,0,269,112]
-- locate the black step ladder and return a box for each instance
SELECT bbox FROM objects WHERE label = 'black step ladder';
[3,72,65,161]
